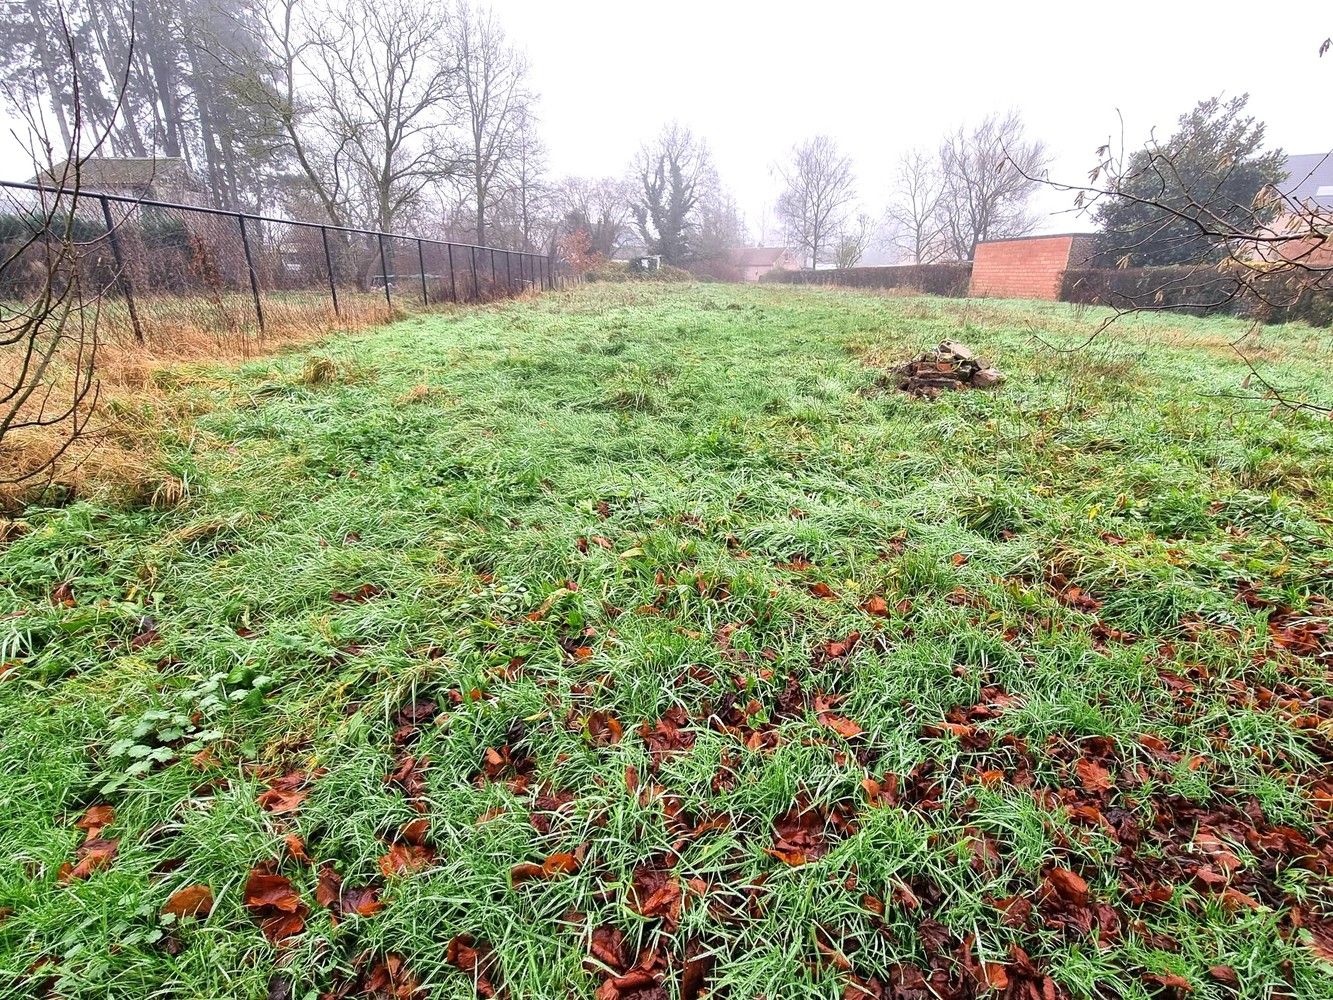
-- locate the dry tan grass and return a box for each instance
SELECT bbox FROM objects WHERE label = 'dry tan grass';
[0,277,524,508]
[395,384,446,405]
[0,297,399,510]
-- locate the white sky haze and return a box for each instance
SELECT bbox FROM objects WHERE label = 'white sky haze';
[501,0,1332,245]
[3,0,1329,251]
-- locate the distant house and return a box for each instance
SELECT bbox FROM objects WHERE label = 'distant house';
[1274,153,1333,215]
[1259,153,1333,265]
[728,246,800,283]
[31,156,219,258]
[32,156,208,206]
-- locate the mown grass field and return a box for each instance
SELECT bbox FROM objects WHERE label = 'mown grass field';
[1,283,1331,1000]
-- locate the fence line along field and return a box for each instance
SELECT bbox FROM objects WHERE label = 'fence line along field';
[1,282,1331,1000]
[0,181,557,346]
[0,180,560,499]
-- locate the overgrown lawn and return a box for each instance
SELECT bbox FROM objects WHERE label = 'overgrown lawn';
[2,284,1331,999]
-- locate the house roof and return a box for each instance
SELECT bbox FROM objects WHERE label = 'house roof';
[32,156,199,193]
[728,246,790,268]
[1277,153,1333,211]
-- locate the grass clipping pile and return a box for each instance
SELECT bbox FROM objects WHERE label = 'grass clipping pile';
[896,340,1003,398]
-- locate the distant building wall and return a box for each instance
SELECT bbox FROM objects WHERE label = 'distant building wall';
[969,234,1098,301]
[735,249,800,283]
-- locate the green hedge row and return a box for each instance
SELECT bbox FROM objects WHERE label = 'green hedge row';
[1061,267,1333,327]
[760,263,973,297]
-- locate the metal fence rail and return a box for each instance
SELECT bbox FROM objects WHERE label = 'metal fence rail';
[0,179,556,345]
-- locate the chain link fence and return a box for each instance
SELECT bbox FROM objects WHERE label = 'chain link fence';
[0,180,557,347]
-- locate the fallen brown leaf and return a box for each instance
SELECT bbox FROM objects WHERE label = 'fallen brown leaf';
[59,838,118,882]
[163,884,213,920]
[1075,758,1113,793]
[74,804,115,841]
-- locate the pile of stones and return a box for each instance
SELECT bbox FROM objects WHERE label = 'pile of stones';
[895,340,1003,398]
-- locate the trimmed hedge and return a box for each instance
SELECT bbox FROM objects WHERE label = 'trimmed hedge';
[761,263,972,297]
[584,260,693,283]
[1061,267,1333,327]
[1060,267,1235,315]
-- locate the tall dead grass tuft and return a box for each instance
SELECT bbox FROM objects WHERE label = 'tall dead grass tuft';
[0,304,386,510]
[300,356,338,385]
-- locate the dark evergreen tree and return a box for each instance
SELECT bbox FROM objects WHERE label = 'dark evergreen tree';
[631,124,708,266]
[0,0,280,210]
[1094,94,1286,266]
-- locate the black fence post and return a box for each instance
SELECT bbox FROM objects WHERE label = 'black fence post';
[490,248,498,294]
[417,238,429,306]
[447,243,458,303]
[470,245,479,301]
[377,234,392,311]
[320,225,340,318]
[237,214,265,336]
[504,250,513,295]
[98,194,144,343]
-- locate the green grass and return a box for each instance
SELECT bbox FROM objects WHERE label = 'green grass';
[1,283,1331,999]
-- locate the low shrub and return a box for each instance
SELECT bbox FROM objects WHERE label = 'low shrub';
[585,261,693,283]
[140,212,189,249]
[1060,266,1235,315]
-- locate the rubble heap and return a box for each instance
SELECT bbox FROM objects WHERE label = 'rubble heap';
[895,340,1003,398]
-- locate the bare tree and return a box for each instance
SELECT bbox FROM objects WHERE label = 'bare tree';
[937,111,1049,260]
[692,187,750,279]
[632,123,711,266]
[452,1,532,246]
[775,135,857,269]
[499,107,549,252]
[833,212,875,269]
[553,175,632,258]
[232,0,461,231]
[2,5,129,487]
[885,149,948,263]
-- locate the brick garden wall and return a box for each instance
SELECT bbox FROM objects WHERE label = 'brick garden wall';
[968,235,1079,301]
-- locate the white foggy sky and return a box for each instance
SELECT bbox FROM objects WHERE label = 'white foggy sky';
[3,0,1329,249]
[500,0,1332,245]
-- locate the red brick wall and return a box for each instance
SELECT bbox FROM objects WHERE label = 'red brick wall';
[969,235,1076,301]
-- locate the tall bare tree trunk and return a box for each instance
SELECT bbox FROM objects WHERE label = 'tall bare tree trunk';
[86,0,149,156]
[25,0,72,150]
[185,35,229,207]
[475,140,485,245]
[139,2,183,157]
